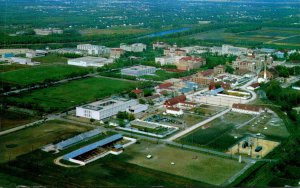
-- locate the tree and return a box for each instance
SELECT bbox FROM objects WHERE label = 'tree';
[225,65,234,74]
[129,92,137,99]
[139,99,146,104]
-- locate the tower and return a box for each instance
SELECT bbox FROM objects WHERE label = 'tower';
[264,55,267,80]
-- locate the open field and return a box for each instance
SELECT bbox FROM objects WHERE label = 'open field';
[0,120,91,163]
[0,64,91,87]
[178,112,254,151]
[0,173,38,187]
[126,141,245,185]
[80,27,151,36]
[0,109,38,131]
[32,54,68,64]
[6,77,138,112]
[0,64,28,73]
[188,27,300,48]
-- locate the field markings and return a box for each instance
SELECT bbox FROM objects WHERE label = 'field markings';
[265,34,300,44]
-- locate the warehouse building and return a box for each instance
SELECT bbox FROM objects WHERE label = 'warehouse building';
[76,98,138,120]
[68,56,113,67]
[121,65,156,77]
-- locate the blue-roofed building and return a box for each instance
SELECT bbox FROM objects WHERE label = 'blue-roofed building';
[1,53,14,59]
[185,81,199,90]
[207,87,224,95]
[63,134,123,165]
[260,48,275,54]
[179,87,193,93]
[275,51,285,59]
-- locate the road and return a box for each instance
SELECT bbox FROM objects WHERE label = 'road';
[239,76,258,104]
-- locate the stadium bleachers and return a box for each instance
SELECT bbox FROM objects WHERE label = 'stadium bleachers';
[56,129,101,150]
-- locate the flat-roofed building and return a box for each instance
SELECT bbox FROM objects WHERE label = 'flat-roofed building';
[176,56,206,71]
[120,43,146,52]
[110,48,125,59]
[68,56,113,67]
[76,98,138,120]
[192,69,214,86]
[77,44,111,55]
[121,65,156,77]
[153,42,169,49]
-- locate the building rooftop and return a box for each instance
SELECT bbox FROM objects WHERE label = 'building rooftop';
[232,103,262,112]
[80,98,134,112]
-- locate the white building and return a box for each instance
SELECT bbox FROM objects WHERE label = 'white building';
[155,56,182,66]
[120,43,146,52]
[26,50,47,58]
[76,98,138,120]
[77,44,111,55]
[211,45,248,56]
[68,56,113,67]
[34,28,63,36]
[127,104,148,114]
[10,57,40,66]
[166,107,183,116]
[121,65,156,76]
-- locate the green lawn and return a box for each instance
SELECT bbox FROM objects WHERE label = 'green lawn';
[32,54,68,64]
[0,120,91,163]
[0,64,91,87]
[6,77,138,112]
[126,141,245,185]
[0,64,28,73]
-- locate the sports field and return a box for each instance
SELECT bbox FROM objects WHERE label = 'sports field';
[0,109,38,131]
[6,77,138,112]
[178,112,254,151]
[0,120,91,163]
[125,141,245,185]
[0,64,91,87]
[32,54,68,64]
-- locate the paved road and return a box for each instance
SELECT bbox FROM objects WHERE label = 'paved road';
[240,76,258,104]
[166,108,231,141]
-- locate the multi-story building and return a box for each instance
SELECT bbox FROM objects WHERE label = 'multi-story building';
[110,48,125,59]
[155,56,181,66]
[120,43,146,52]
[153,42,169,50]
[164,48,187,57]
[121,65,156,77]
[34,28,63,36]
[76,98,138,120]
[77,44,111,55]
[213,65,226,75]
[232,103,264,115]
[211,45,248,56]
[192,69,214,86]
[176,56,206,71]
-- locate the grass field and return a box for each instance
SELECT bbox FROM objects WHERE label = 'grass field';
[6,77,138,112]
[141,70,177,81]
[0,120,91,163]
[0,173,38,187]
[32,54,68,64]
[178,112,254,151]
[0,109,38,131]
[0,64,91,87]
[126,141,245,185]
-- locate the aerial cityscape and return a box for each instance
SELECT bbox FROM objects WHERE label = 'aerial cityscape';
[0,0,299,187]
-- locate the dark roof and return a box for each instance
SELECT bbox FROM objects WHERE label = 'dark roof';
[232,103,262,112]
[158,82,173,89]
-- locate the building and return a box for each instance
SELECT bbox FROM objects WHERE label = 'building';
[63,134,125,165]
[121,65,156,77]
[10,57,40,66]
[153,42,169,49]
[76,98,138,120]
[131,89,144,98]
[211,45,248,56]
[26,50,47,58]
[110,48,125,59]
[176,56,206,71]
[166,107,183,116]
[275,51,285,59]
[77,44,111,55]
[192,69,214,86]
[164,95,186,107]
[232,103,264,115]
[164,48,187,57]
[214,65,226,75]
[155,56,181,66]
[34,28,63,36]
[1,53,14,59]
[127,104,148,114]
[120,43,146,52]
[68,56,113,67]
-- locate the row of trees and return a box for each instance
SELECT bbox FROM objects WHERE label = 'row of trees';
[275,65,300,78]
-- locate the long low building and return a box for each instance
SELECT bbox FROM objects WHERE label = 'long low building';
[232,103,264,115]
[76,98,138,120]
[68,56,113,67]
[121,65,156,77]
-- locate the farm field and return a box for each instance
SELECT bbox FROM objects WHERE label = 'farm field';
[188,27,300,48]
[0,109,38,131]
[178,112,254,151]
[0,64,28,73]
[125,141,245,186]
[80,27,151,36]
[6,77,138,112]
[0,120,91,163]
[0,64,91,87]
